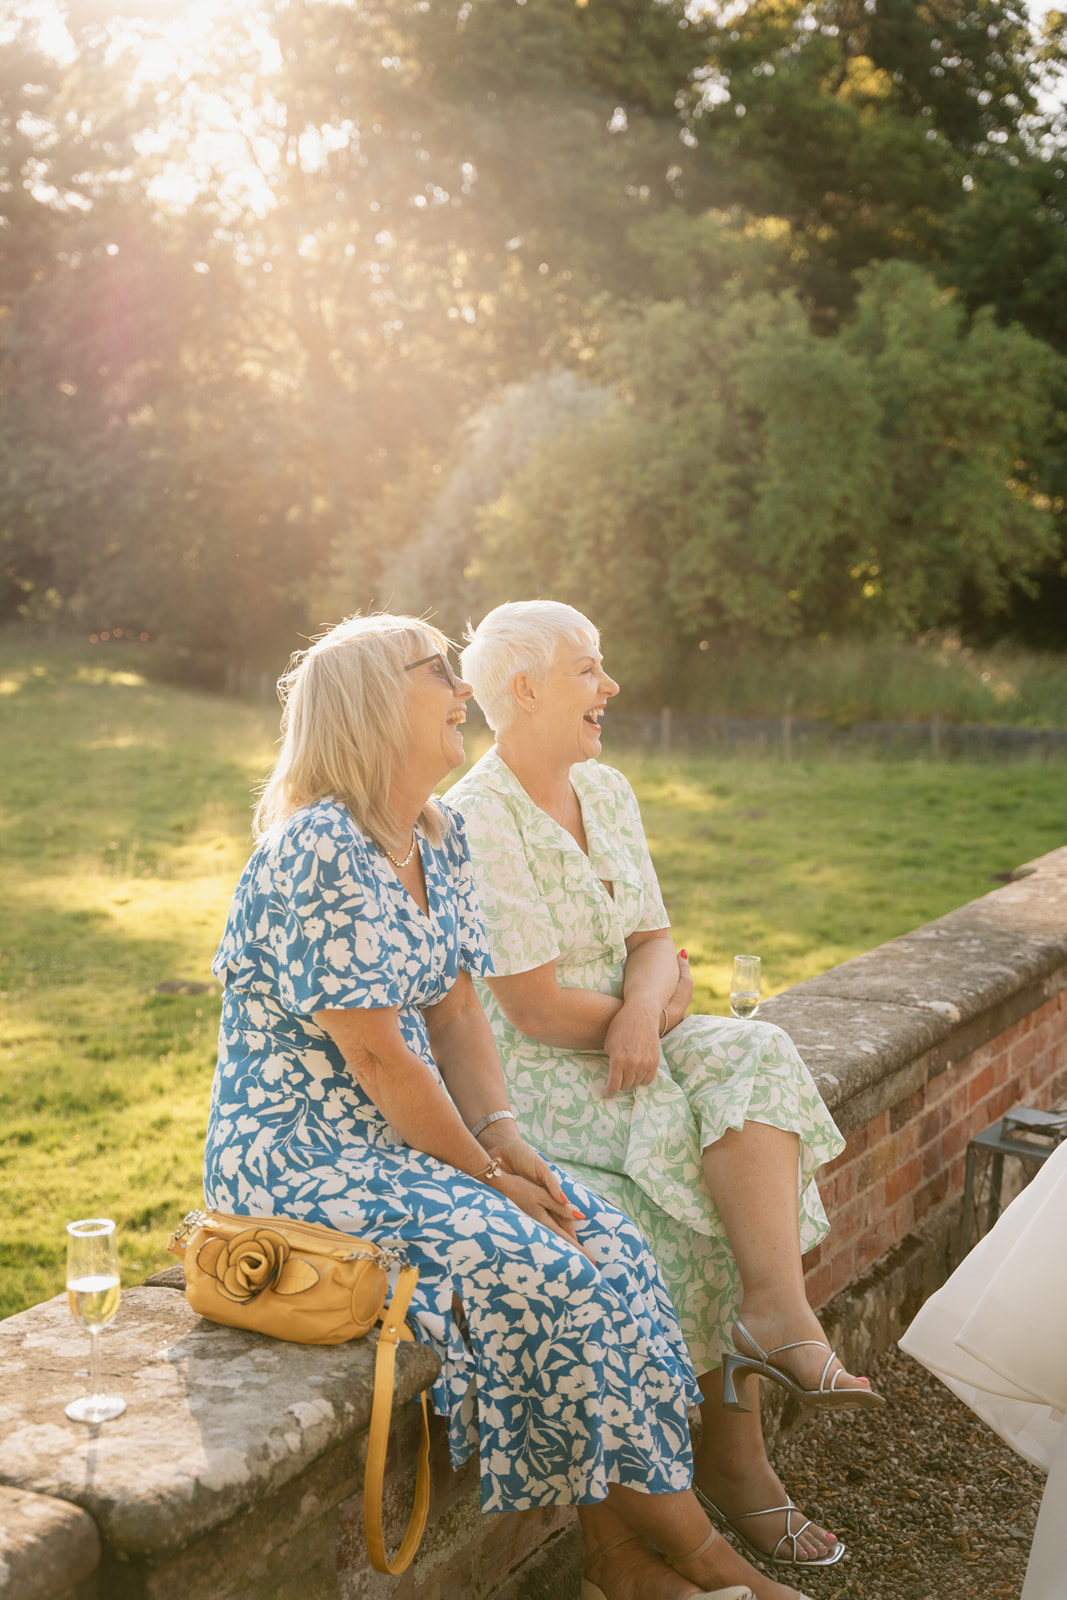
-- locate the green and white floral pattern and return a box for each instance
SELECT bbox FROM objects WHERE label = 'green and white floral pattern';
[451,751,846,1374]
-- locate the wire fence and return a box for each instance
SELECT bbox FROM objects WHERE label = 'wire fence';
[597,709,1067,763]
[210,671,1067,764]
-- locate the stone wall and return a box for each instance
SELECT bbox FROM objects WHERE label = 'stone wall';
[762,842,1067,1376]
[1,846,1065,1600]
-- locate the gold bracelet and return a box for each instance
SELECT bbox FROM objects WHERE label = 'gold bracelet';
[475,1156,503,1184]
[659,1008,670,1037]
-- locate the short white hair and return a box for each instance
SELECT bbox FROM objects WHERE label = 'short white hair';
[462,601,599,732]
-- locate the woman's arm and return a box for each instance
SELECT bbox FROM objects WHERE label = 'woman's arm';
[420,969,521,1132]
[487,932,692,1098]
[314,990,582,1245]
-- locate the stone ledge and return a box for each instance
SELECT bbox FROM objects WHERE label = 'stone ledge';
[0,1285,439,1564]
[0,1485,100,1600]
[761,843,1067,1129]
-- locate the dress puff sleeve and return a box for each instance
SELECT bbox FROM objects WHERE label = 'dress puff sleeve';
[449,785,562,978]
[214,801,405,1014]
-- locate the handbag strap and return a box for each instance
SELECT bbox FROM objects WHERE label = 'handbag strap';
[362,1263,431,1575]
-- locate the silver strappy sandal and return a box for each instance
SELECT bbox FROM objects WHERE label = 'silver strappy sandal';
[722,1317,886,1412]
[695,1484,847,1567]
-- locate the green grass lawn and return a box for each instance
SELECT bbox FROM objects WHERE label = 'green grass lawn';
[2,641,1065,1319]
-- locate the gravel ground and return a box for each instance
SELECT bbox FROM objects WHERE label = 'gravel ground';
[756,1342,1044,1600]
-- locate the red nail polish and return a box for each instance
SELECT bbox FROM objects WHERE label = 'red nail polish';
[572,1209,585,1220]
[680,948,688,959]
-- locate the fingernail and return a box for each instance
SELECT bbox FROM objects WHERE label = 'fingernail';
[680,948,688,958]
[572,1209,586,1219]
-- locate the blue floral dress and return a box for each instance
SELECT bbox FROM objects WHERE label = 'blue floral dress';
[204,798,701,1513]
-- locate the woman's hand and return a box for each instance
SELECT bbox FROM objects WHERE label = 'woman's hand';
[663,948,692,1033]
[487,1139,590,1257]
[602,1001,662,1098]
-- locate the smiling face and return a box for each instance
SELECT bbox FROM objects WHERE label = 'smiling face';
[403,647,473,787]
[535,632,620,764]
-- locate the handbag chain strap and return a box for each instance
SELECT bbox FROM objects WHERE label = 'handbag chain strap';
[171,1209,209,1248]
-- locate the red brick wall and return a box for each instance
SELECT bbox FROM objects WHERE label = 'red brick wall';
[803,988,1067,1311]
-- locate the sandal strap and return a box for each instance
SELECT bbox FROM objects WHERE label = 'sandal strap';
[583,1532,643,1569]
[818,1351,839,1392]
[728,1500,813,1562]
[669,1526,719,1568]
[726,1497,819,1561]
[733,1318,830,1365]
[735,1318,861,1393]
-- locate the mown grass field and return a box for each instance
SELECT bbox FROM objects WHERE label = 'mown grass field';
[2,640,1065,1319]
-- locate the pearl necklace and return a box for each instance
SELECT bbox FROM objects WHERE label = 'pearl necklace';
[384,829,418,869]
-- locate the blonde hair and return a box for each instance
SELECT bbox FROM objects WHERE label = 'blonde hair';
[253,614,451,847]
[461,600,598,732]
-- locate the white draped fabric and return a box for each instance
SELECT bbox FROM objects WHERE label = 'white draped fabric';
[900,1137,1067,1600]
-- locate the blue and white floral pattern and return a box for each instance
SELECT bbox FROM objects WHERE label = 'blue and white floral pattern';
[204,798,701,1511]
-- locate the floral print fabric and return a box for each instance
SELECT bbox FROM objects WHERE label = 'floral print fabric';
[204,798,701,1511]
[450,752,846,1374]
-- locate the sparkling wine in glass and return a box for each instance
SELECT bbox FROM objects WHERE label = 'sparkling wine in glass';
[65,1218,126,1424]
[730,955,762,1020]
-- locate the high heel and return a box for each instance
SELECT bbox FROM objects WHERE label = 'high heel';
[722,1318,886,1412]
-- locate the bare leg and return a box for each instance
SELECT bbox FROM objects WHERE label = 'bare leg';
[701,1121,869,1394]
[694,1368,837,1562]
[577,1488,807,1600]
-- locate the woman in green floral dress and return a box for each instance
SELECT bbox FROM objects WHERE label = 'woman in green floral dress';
[450,601,881,1573]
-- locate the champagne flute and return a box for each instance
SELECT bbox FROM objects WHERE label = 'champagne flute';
[730,955,761,1019]
[65,1218,126,1424]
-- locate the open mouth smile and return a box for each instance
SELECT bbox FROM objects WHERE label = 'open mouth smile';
[446,711,466,727]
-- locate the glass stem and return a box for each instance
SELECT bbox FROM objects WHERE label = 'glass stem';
[88,1326,101,1397]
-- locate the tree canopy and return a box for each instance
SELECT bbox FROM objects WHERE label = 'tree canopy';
[1,0,1065,694]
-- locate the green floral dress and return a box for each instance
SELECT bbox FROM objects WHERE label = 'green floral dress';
[450,750,845,1374]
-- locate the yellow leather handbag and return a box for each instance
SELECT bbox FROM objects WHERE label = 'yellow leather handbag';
[168,1208,430,1574]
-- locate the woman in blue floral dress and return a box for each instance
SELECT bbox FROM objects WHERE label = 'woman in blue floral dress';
[203,614,811,1600]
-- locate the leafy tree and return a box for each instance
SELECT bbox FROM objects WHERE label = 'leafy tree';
[470,262,1064,702]
[2,0,1066,660]
[354,368,616,639]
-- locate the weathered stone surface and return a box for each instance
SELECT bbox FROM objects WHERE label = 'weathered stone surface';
[762,844,1067,1122]
[140,1266,186,1291]
[757,994,945,1111]
[0,1485,99,1600]
[0,1286,439,1563]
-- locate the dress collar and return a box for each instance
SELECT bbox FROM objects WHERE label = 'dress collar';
[469,748,639,886]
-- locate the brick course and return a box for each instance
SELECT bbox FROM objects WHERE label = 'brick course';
[805,989,1067,1305]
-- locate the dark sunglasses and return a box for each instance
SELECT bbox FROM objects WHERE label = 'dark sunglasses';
[404,652,459,690]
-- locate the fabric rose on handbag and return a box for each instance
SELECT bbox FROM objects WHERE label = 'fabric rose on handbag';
[196,1226,320,1303]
